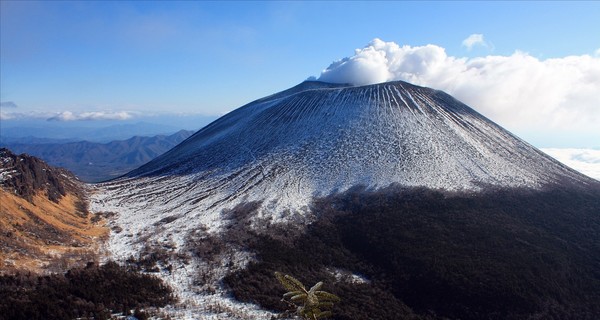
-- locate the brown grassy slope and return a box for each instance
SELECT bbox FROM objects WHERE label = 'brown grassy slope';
[0,191,108,273]
[0,148,108,273]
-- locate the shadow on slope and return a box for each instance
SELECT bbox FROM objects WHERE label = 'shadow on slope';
[224,184,600,320]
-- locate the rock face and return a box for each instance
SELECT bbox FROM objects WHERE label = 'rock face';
[91,81,600,319]
[0,148,80,203]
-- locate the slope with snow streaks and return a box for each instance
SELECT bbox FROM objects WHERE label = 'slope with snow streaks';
[90,80,597,318]
[96,81,595,232]
[108,81,589,212]
[95,82,588,243]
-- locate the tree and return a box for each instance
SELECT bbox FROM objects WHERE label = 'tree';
[275,272,340,320]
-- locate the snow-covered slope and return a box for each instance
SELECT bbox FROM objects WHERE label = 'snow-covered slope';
[97,80,591,216]
[90,80,596,318]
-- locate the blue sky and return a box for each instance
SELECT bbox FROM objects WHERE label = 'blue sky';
[1,1,599,148]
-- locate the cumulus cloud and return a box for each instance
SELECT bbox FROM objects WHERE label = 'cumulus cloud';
[0,101,18,108]
[47,111,135,121]
[462,34,486,50]
[317,38,600,132]
[541,148,600,180]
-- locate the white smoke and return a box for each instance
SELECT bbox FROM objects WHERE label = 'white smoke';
[318,38,600,132]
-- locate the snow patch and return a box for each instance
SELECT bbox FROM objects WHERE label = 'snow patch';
[328,268,370,285]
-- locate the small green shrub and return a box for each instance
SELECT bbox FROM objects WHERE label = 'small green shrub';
[275,272,340,319]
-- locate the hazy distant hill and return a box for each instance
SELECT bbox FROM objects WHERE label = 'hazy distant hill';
[1,130,194,182]
[0,122,185,143]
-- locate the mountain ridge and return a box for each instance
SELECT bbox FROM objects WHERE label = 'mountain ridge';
[2,130,194,182]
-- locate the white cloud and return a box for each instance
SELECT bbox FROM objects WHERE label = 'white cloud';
[0,111,16,120]
[541,148,600,180]
[0,110,141,121]
[317,38,600,133]
[0,111,51,120]
[462,34,486,50]
[47,111,135,121]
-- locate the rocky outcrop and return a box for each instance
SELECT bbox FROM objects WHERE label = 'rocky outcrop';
[0,148,82,203]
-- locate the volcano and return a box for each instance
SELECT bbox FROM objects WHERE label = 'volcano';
[97,81,593,223]
[92,81,600,319]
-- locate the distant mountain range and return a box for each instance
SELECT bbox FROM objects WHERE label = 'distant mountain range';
[0,122,186,143]
[0,115,218,143]
[1,130,194,182]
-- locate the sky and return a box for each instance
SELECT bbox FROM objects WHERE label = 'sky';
[1,1,599,154]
